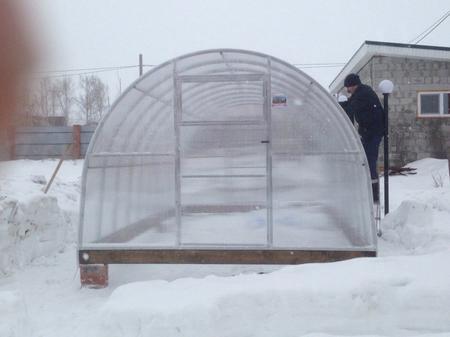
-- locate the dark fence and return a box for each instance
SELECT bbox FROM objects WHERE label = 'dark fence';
[11,125,96,159]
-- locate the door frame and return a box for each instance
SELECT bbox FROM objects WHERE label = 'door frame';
[173,73,273,247]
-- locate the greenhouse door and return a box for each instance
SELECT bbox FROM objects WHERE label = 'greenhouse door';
[175,74,272,246]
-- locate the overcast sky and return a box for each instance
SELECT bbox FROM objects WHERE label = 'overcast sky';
[23,0,450,98]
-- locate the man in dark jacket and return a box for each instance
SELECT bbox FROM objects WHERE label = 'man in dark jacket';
[343,73,384,203]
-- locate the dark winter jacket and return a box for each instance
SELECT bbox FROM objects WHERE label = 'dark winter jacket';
[344,84,384,140]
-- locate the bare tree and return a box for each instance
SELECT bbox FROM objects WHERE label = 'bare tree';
[18,75,109,126]
[18,77,55,125]
[36,77,52,117]
[75,75,109,124]
[53,77,73,124]
[19,82,39,125]
[20,77,66,125]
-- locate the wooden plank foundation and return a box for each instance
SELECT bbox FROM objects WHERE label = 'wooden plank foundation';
[79,249,376,265]
[79,249,376,287]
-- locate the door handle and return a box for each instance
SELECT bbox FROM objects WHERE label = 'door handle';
[260,140,269,143]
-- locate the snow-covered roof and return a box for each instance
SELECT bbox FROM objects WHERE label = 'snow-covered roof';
[329,40,450,93]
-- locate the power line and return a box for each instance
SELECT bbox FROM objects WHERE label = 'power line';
[34,61,344,79]
[293,62,345,66]
[31,10,450,79]
[37,65,140,74]
[33,68,135,79]
[294,63,345,69]
[33,64,155,79]
[409,10,450,44]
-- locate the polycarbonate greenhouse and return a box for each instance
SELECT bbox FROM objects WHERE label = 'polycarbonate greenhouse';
[79,49,376,271]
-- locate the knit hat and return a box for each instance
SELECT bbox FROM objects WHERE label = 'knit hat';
[344,73,361,87]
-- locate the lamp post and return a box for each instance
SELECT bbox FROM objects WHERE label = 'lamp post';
[378,80,394,215]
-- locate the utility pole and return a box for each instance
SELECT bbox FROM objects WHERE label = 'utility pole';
[139,54,143,77]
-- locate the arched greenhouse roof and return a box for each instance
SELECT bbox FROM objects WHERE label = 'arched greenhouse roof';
[79,49,376,254]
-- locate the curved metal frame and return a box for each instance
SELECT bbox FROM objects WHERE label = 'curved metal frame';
[79,49,376,255]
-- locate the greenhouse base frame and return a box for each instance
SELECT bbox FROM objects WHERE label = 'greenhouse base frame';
[78,248,376,287]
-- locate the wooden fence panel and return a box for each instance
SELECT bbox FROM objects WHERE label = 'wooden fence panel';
[12,125,96,159]
[15,132,73,145]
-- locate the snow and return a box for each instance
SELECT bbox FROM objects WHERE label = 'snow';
[380,159,450,256]
[102,253,450,337]
[1,157,450,336]
[0,159,80,275]
[0,284,31,337]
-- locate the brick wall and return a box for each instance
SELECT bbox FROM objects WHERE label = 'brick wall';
[342,56,450,166]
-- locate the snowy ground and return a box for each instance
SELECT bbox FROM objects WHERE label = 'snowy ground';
[0,158,450,337]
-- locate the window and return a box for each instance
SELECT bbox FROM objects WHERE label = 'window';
[418,91,450,116]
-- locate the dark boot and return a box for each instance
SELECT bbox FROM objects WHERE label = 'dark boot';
[372,181,380,203]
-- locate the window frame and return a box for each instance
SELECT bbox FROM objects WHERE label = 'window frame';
[417,90,450,118]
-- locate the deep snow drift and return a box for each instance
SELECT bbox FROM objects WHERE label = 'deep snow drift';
[0,159,80,276]
[0,158,450,337]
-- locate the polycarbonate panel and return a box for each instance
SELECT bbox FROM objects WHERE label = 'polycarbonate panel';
[180,124,267,162]
[79,49,376,252]
[181,80,265,122]
[81,154,176,246]
[180,176,267,245]
[91,88,144,153]
[272,153,373,249]
[135,65,172,95]
[180,210,267,245]
[271,103,350,154]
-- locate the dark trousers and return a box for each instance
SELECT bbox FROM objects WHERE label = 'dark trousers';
[361,136,382,202]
